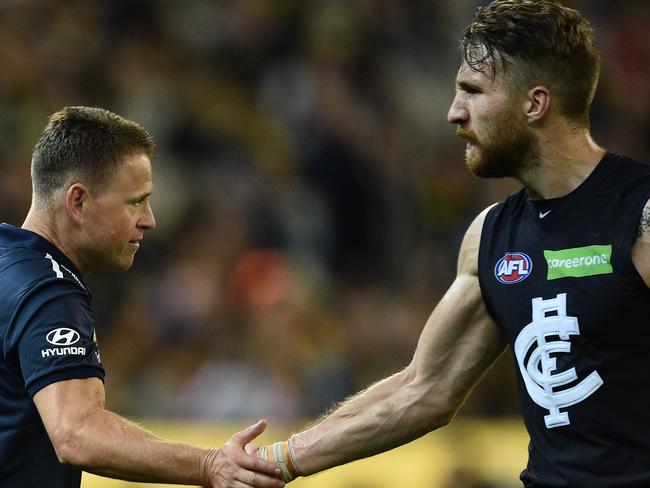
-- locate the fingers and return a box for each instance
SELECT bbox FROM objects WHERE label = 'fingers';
[211,421,288,487]
[244,442,259,456]
[236,449,283,477]
[215,467,285,488]
[229,419,267,448]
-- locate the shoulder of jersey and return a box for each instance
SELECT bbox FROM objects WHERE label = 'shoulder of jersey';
[5,249,88,294]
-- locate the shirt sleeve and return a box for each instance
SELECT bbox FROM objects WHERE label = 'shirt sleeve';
[13,279,105,397]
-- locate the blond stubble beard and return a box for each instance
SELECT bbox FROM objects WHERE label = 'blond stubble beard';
[462,109,539,179]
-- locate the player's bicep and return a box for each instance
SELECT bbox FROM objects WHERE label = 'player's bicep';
[411,272,506,409]
[409,204,506,408]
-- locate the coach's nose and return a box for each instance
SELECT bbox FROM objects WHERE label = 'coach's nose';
[140,200,156,231]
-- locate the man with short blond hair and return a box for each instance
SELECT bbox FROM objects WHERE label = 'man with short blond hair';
[0,106,285,488]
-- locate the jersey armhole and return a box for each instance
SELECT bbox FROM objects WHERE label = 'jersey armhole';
[477,204,503,326]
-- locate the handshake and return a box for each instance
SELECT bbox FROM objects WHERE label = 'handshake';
[207,419,301,488]
[245,438,300,484]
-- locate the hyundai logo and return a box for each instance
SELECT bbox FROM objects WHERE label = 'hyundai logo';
[46,328,80,346]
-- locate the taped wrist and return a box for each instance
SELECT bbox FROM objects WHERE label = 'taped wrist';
[259,439,299,483]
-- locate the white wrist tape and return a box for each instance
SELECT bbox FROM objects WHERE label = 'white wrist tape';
[259,439,299,483]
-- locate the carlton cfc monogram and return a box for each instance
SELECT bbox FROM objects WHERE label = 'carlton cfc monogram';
[514,293,604,429]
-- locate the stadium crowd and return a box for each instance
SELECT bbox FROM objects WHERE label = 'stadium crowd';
[0,0,648,426]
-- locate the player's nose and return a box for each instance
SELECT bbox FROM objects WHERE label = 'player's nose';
[447,95,468,125]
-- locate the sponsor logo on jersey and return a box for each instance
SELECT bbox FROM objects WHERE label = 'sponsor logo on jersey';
[494,252,532,284]
[46,327,80,346]
[544,244,612,280]
[42,328,86,358]
[514,293,603,428]
[42,346,87,358]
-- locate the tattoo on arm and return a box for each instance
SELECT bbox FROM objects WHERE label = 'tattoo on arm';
[637,205,650,239]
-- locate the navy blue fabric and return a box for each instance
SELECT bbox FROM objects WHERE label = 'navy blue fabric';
[478,154,650,487]
[0,224,104,488]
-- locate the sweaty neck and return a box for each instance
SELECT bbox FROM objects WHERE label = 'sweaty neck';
[518,126,606,201]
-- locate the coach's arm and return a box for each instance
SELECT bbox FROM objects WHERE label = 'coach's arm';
[33,377,284,487]
[254,206,507,480]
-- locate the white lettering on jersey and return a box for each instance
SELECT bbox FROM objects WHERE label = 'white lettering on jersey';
[498,259,529,276]
[514,293,604,429]
[41,347,87,358]
[45,253,63,278]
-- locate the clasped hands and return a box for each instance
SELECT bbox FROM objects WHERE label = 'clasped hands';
[201,419,288,488]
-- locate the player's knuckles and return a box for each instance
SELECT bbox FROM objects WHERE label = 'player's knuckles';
[248,455,261,470]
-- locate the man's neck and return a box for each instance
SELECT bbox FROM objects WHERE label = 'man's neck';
[22,207,88,275]
[518,126,606,201]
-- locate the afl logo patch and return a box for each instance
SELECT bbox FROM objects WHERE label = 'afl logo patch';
[495,252,532,284]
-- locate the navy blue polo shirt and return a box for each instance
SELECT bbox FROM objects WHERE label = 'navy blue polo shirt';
[0,224,104,487]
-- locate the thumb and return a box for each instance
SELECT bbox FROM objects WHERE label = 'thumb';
[244,442,261,456]
[229,419,267,447]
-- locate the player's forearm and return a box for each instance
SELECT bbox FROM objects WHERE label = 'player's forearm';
[56,409,210,484]
[290,367,454,476]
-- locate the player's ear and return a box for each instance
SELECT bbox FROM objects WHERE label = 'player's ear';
[65,183,88,225]
[525,85,551,124]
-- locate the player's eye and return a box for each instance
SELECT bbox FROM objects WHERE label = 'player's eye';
[463,86,481,94]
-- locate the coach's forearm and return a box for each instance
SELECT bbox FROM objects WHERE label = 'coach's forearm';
[55,408,210,484]
[290,366,455,475]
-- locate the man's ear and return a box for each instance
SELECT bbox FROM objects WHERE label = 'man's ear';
[65,183,88,225]
[525,85,551,124]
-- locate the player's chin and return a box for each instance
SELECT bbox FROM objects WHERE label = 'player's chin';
[466,148,487,176]
[467,150,511,179]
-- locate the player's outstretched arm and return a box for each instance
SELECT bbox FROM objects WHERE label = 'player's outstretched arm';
[251,206,507,482]
[33,377,285,488]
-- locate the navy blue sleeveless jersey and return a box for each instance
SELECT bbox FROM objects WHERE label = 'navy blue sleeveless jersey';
[0,224,104,488]
[478,153,650,487]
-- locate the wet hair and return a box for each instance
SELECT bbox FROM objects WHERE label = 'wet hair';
[31,106,155,207]
[460,0,600,126]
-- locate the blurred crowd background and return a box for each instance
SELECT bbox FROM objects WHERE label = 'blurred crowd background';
[0,0,648,431]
